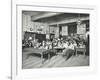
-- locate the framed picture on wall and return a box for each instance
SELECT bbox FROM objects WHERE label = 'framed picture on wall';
[11,0,97,80]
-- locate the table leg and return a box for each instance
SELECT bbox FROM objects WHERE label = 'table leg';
[48,53,50,60]
[41,53,43,64]
[84,50,86,56]
[76,50,77,56]
[48,53,50,63]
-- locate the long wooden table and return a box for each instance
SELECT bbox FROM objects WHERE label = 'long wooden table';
[75,47,86,56]
[26,48,56,64]
[54,47,65,53]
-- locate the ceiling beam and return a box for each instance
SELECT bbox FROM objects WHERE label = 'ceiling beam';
[31,13,62,21]
[48,17,89,26]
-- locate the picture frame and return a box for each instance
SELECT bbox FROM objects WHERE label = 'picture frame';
[11,0,97,80]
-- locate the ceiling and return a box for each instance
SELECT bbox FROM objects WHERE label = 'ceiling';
[33,13,89,22]
[22,11,89,25]
[22,11,46,16]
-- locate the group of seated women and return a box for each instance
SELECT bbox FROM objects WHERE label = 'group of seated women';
[22,35,87,60]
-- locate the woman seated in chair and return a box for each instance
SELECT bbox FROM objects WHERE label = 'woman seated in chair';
[63,40,76,60]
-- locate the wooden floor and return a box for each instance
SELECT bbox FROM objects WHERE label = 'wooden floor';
[22,48,89,69]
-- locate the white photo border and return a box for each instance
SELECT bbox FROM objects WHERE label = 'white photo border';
[12,2,97,80]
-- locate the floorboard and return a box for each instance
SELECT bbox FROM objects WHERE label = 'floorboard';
[22,48,89,69]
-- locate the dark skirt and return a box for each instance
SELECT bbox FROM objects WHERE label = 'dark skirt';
[63,49,74,60]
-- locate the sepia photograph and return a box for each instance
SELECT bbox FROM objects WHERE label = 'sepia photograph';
[22,11,90,69]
